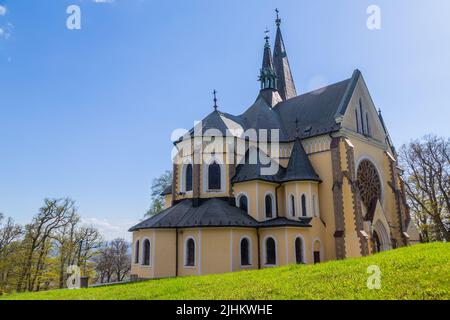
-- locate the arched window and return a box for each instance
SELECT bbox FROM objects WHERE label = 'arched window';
[290,195,296,217]
[265,194,273,218]
[295,237,304,264]
[238,195,248,214]
[208,162,221,190]
[265,237,276,265]
[134,240,140,264]
[185,164,193,192]
[142,239,150,266]
[185,238,195,267]
[240,238,251,266]
[301,194,307,217]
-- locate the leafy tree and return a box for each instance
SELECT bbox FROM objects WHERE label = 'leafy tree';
[145,170,172,217]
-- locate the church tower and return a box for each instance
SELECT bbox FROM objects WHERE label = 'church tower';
[273,9,297,100]
[259,30,278,91]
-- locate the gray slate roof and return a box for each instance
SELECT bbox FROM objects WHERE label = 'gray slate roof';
[129,198,259,230]
[232,139,320,184]
[182,70,361,143]
[282,139,320,183]
[129,198,312,231]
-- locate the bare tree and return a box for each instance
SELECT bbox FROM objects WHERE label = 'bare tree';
[74,226,103,276]
[0,214,23,254]
[94,238,131,284]
[399,135,450,242]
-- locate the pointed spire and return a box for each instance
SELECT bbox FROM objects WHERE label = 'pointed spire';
[259,29,278,91]
[283,139,320,182]
[273,9,297,100]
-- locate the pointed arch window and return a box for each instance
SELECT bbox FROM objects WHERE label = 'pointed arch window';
[265,237,276,265]
[185,164,193,192]
[240,238,251,266]
[208,162,221,190]
[134,240,140,264]
[265,194,273,218]
[301,194,307,217]
[142,239,150,266]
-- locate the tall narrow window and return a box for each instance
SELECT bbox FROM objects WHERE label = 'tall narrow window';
[208,162,221,190]
[359,100,365,135]
[134,240,140,264]
[313,195,318,217]
[240,238,250,266]
[142,239,150,266]
[355,109,360,133]
[185,164,193,192]
[238,195,248,214]
[265,194,273,218]
[265,237,276,265]
[290,195,296,217]
[301,194,307,217]
[185,238,195,267]
[295,237,303,264]
[366,113,371,137]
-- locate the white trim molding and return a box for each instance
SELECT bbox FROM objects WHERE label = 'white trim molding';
[263,191,276,220]
[236,192,250,214]
[140,237,152,268]
[294,234,307,264]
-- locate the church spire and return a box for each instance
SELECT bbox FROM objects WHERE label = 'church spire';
[273,9,297,100]
[258,29,278,91]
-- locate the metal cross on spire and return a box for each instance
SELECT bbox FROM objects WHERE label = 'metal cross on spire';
[275,8,281,26]
[213,90,218,111]
[295,118,300,137]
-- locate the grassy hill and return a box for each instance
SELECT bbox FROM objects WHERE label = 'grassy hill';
[2,243,449,300]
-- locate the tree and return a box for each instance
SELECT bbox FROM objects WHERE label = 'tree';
[145,170,172,217]
[16,198,77,292]
[399,135,450,242]
[94,238,131,284]
[0,214,23,294]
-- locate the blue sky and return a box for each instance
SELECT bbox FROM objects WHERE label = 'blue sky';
[0,0,449,240]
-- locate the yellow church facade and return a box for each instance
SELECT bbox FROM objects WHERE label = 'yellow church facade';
[129,15,419,279]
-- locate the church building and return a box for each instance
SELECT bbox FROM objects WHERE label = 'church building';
[129,13,419,279]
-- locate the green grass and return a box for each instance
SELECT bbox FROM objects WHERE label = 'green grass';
[2,243,449,300]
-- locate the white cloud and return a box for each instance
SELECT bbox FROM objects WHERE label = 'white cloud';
[0,5,6,16]
[81,217,132,241]
[0,23,13,40]
[93,0,114,3]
